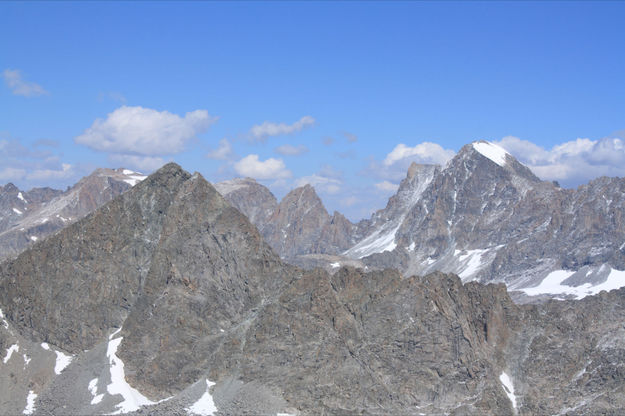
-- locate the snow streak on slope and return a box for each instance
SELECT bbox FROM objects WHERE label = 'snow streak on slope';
[344,166,436,259]
[499,372,518,411]
[106,329,156,414]
[23,391,36,415]
[472,141,509,167]
[520,266,625,299]
[186,379,218,416]
[39,342,73,374]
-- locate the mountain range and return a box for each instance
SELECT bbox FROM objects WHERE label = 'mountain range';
[1,162,625,415]
[216,141,625,303]
[1,141,625,414]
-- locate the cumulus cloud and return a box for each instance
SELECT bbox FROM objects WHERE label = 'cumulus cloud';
[0,134,78,187]
[275,144,308,156]
[75,106,217,156]
[365,141,455,181]
[25,163,74,181]
[295,174,342,194]
[249,116,315,142]
[108,154,166,172]
[383,142,455,166]
[375,180,399,192]
[207,138,233,160]
[0,164,74,183]
[234,154,291,180]
[2,69,48,97]
[494,135,625,186]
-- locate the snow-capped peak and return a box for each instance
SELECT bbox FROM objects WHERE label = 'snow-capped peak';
[472,141,510,167]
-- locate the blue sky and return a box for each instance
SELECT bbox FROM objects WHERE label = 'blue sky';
[1,1,624,220]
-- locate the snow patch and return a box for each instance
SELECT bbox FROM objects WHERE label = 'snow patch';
[106,333,156,414]
[330,262,340,268]
[29,236,38,242]
[23,390,37,415]
[457,249,489,279]
[13,207,23,215]
[54,350,73,374]
[186,379,217,416]
[23,354,31,366]
[40,342,50,350]
[520,266,625,299]
[88,378,104,405]
[499,372,517,410]
[347,223,400,259]
[472,141,509,167]
[3,344,19,363]
[123,175,147,186]
[17,192,27,203]
[122,169,135,175]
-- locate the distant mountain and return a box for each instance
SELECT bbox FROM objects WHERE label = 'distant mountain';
[216,141,625,302]
[348,141,625,302]
[217,179,359,266]
[1,163,625,415]
[0,168,146,261]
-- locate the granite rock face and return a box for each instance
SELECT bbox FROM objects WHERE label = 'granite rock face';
[1,162,625,415]
[217,179,358,266]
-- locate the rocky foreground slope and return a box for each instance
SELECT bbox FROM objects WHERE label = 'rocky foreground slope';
[1,163,624,415]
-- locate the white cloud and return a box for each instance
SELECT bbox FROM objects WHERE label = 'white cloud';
[26,164,74,181]
[108,154,166,172]
[365,141,455,182]
[0,164,74,182]
[2,69,48,97]
[234,154,291,180]
[75,106,217,156]
[207,139,233,160]
[383,142,455,166]
[375,180,399,192]
[295,174,342,194]
[275,144,308,156]
[249,116,315,142]
[494,135,625,186]
[0,167,27,181]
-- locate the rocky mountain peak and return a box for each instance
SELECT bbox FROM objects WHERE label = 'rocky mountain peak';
[453,141,541,185]
[215,176,278,229]
[1,183,18,193]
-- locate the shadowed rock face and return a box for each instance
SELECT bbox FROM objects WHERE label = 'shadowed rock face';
[1,163,625,415]
[0,164,189,352]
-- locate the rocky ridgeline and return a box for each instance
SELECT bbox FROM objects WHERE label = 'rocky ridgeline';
[1,163,624,415]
